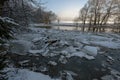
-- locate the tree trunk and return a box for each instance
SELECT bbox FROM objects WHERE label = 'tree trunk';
[0,2,4,16]
[0,0,8,16]
[88,14,93,32]
[21,0,29,27]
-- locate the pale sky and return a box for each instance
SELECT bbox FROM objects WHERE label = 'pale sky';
[40,0,88,21]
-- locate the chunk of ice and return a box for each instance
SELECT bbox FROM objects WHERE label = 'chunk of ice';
[83,46,98,56]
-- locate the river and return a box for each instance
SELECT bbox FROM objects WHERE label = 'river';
[33,21,115,33]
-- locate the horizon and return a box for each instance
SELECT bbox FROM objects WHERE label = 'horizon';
[40,0,88,21]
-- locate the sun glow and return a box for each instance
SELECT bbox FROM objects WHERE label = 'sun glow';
[58,7,80,21]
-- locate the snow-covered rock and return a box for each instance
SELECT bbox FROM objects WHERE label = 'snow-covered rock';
[59,55,68,64]
[5,68,60,80]
[60,71,74,80]
[64,70,78,76]
[48,61,57,66]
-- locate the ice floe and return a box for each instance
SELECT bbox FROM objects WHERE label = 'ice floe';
[101,69,120,80]
[90,41,120,49]
[9,27,120,60]
[82,46,99,56]
[5,68,60,80]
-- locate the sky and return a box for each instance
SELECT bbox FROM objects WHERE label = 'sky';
[40,0,88,21]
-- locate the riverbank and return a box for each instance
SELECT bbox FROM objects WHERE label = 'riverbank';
[30,23,120,33]
[1,27,120,80]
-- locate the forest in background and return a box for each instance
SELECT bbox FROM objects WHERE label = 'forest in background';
[0,0,57,42]
[75,0,120,32]
[0,0,57,25]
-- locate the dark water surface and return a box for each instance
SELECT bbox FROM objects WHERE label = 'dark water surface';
[7,25,120,80]
[7,48,120,80]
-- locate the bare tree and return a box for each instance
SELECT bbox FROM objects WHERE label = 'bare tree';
[78,0,120,33]
[79,3,90,32]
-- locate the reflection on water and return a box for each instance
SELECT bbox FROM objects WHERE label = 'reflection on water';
[52,26,80,31]
[37,25,114,33]
[55,26,90,32]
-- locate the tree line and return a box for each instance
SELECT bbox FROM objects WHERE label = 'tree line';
[0,1,57,78]
[0,0,57,43]
[77,0,120,33]
[0,0,56,26]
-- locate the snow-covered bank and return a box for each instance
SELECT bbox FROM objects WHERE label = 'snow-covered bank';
[3,27,120,80]
[4,68,60,80]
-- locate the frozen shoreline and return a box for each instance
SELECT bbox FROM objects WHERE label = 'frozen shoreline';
[5,27,120,80]
[10,27,120,56]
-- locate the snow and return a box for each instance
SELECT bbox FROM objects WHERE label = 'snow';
[32,37,46,43]
[82,46,98,56]
[30,23,51,27]
[28,50,43,54]
[64,70,77,76]
[71,52,86,57]
[84,55,95,60]
[90,41,120,49]
[40,67,48,72]
[19,60,29,65]
[5,68,60,80]
[107,56,114,61]
[101,69,120,80]
[0,16,19,26]
[3,25,120,80]
[71,52,95,60]
[59,46,96,60]
[59,55,68,64]
[9,40,34,54]
[66,72,74,80]
[65,46,77,53]
[61,46,98,60]
[8,27,120,60]
[48,61,57,66]
[60,71,74,80]
[101,75,114,80]
[59,40,69,46]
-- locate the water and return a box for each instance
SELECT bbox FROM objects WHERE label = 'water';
[7,48,120,80]
[8,24,120,80]
[52,26,80,31]
[36,25,114,33]
[34,21,115,33]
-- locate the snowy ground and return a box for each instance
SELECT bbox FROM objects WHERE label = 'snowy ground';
[4,68,59,80]
[3,27,120,80]
[10,27,120,57]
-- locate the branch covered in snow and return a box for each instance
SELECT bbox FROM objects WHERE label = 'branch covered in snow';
[0,17,19,41]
